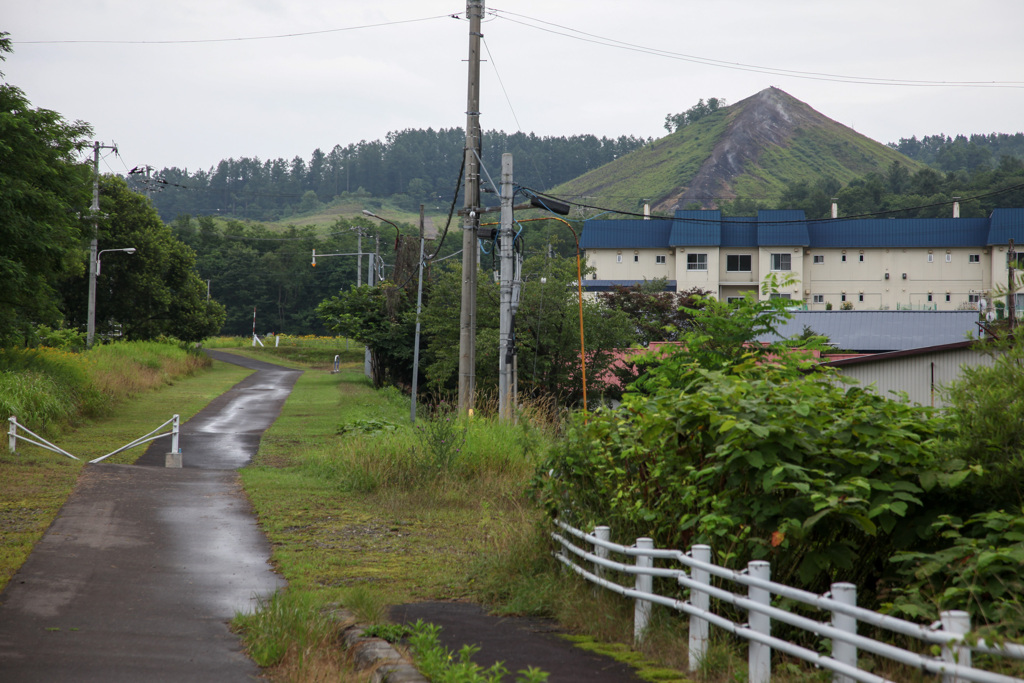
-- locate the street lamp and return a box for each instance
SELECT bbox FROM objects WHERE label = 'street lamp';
[362,208,425,423]
[87,247,137,348]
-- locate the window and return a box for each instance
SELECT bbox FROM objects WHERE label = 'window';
[927,253,934,263]
[1010,253,1024,269]
[726,254,752,272]
[687,253,708,271]
[945,253,952,263]
[634,254,639,263]
[616,254,622,263]
[813,255,824,264]
[969,294,981,303]
[945,294,951,302]
[859,254,865,262]
[813,294,824,304]
[927,294,933,302]
[770,253,791,271]
[726,296,745,303]
[655,255,666,265]
[841,294,847,302]
[858,294,864,302]
[841,254,847,262]
[969,254,981,263]
[769,293,792,300]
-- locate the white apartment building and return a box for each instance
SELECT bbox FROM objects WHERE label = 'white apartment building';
[580,209,1024,311]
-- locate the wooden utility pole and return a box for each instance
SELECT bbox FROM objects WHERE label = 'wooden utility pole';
[458,0,484,413]
[1009,239,1017,330]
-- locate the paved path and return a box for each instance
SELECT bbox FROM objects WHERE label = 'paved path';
[0,351,299,682]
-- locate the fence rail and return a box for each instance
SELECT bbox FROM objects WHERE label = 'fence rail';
[552,520,1024,683]
[7,417,79,460]
[8,415,179,465]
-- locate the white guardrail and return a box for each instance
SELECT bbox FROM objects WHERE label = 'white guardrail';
[8,415,179,464]
[552,520,1024,683]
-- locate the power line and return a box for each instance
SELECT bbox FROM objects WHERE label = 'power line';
[15,15,455,45]
[524,181,1024,225]
[489,8,1024,90]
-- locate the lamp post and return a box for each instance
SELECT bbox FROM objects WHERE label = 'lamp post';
[87,247,137,348]
[362,209,426,423]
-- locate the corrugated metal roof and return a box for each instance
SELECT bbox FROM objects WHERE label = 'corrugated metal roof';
[720,217,759,247]
[755,310,981,352]
[987,208,1024,245]
[579,219,673,249]
[758,210,810,246]
[808,218,990,248]
[670,210,721,246]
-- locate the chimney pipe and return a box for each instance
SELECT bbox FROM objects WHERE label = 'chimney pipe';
[644,203,651,220]
[831,198,838,219]
[952,197,960,218]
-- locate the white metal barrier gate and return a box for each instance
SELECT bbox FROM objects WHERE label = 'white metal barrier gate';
[7,415,180,464]
[552,520,1024,683]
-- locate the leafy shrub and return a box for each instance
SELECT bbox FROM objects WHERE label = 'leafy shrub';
[890,509,1024,637]
[534,283,970,599]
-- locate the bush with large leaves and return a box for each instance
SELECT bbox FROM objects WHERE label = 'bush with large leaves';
[536,285,967,599]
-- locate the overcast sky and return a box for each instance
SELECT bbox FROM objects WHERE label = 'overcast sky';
[4,1,1024,176]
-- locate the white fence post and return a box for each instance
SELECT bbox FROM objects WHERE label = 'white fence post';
[171,414,180,454]
[8,416,16,453]
[593,526,610,581]
[689,544,712,672]
[634,537,654,644]
[940,610,971,683]
[831,582,857,683]
[748,560,771,683]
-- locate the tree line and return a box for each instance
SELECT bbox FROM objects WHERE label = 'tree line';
[138,129,649,223]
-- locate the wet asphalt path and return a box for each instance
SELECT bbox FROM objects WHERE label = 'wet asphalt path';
[0,351,300,682]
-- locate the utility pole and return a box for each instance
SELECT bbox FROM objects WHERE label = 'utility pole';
[498,153,514,420]
[86,140,117,349]
[1009,239,1017,330]
[458,0,484,414]
[411,205,427,423]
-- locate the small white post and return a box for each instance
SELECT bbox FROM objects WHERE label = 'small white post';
[171,414,180,454]
[165,414,182,468]
[634,538,654,644]
[593,526,610,581]
[831,582,857,683]
[940,610,971,683]
[275,334,280,347]
[689,544,712,671]
[8,416,16,453]
[748,560,772,683]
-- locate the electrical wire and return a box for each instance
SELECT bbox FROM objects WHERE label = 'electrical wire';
[16,15,455,45]
[520,182,1024,225]
[488,8,1024,90]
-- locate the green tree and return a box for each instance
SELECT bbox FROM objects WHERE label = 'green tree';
[0,34,93,345]
[664,97,727,133]
[317,283,412,388]
[59,176,225,343]
[421,254,635,406]
[599,281,708,345]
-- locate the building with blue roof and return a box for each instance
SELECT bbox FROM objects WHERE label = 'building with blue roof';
[580,207,1024,311]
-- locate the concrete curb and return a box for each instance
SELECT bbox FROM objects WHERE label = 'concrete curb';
[332,608,428,683]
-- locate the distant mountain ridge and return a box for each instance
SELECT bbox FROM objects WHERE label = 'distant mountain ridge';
[550,87,924,213]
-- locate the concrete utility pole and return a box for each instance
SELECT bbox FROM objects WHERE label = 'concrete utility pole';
[411,205,427,423]
[86,140,117,349]
[458,0,484,414]
[498,154,514,420]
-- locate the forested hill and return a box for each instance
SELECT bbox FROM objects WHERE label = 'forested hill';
[136,129,648,223]
[889,133,1024,174]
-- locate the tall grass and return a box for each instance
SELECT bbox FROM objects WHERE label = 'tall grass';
[0,341,210,437]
